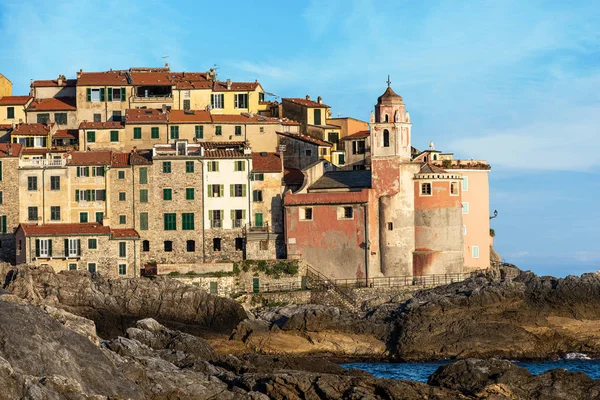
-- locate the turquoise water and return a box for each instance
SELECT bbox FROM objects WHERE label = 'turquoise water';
[341,360,600,382]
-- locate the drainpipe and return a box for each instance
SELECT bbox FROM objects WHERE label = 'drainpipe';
[363,202,369,286]
[41,167,46,223]
[131,164,136,277]
[133,238,137,278]
[246,157,252,259]
[104,86,108,122]
[200,160,205,263]
[104,165,109,218]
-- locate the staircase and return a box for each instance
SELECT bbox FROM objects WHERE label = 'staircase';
[305,265,359,312]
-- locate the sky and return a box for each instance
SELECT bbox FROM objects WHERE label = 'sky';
[1,0,599,277]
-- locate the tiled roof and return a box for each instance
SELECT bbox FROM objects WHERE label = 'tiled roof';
[418,163,447,174]
[175,81,213,90]
[276,131,332,147]
[169,110,211,123]
[19,223,111,236]
[212,81,260,92]
[252,152,282,173]
[211,113,289,125]
[0,143,22,158]
[111,228,140,239]
[0,96,32,105]
[126,108,168,123]
[67,150,112,166]
[31,79,76,87]
[79,121,124,130]
[27,97,76,111]
[284,168,304,186]
[309,170,372,190]
[77,69,212,87]
[377,86,403,105]
[77,71,130,86]
[0,124,13,130]
[22,148,50,155]
[285,189,370,206]
[12,123,51,136]
[282,120,301,126]
[111,152,130,167]
[283,98,329,108]
[200,142,250,159]
[53,129,78,139]
[342,130,370,140]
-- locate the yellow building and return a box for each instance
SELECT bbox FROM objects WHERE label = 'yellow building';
[0,96,32,125]
[78,121,125,151]
[0,74,12,97]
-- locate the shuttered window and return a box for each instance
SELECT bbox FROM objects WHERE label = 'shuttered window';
[139,167,148,184]
[182,213,194,230]
[133,127,142,140]
[164,213,176,230]
[139,212,148,230]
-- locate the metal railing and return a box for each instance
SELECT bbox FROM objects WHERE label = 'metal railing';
[331,270,486,289]
[210,220,222,228]
[19,158,66,168]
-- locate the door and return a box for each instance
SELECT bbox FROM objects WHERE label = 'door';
[255,213,263,227]
[209,281,218,294]
[252,278,260,293]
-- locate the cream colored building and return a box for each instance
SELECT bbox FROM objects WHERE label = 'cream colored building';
[0,74,12,97]
[0,96,32,125]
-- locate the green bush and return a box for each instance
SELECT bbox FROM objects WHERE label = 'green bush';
[168,271,180,276]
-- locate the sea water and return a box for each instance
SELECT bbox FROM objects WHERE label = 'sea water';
[341,359,600,382]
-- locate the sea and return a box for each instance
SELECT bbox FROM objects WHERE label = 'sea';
[341,358,600,382]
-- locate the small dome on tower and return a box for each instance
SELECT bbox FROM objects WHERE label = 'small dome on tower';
[377,86,403,105]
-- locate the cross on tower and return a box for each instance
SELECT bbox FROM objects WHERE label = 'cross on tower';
[386,75,391,88]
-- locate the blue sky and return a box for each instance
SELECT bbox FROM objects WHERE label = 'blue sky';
[1,0,599,276]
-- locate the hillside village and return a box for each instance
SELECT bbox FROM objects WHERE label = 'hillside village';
[0,67,492,292]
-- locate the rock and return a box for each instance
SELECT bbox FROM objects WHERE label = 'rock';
[3,264,248,338]
[43,305,101,345]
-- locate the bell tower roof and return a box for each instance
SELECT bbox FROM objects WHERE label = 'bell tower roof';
[377,86,403,105]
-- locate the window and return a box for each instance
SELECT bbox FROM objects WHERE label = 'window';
[88,263,97,273]
[259,126,264,133]
[7,107,14,119]
[420,183,432,196]
[79,212,88,223]
[28,207,38,221]
[232,209,245,227]
[162,162,171,173]
[234,126,242,136]
[142,240,150,252]
[68,263,77,271]
[118,264,127,275]
[163,188,172,200]
[234,93,248,109]
[343,206,353,219]
[301,207,313,221]
[186,240,195,252]
[252,190,263,202]
[55,113,67,125]
[88,239,97,249]
[305,149,312,157]
[185,188,194,200]
[462,225,467,235]
[92,166,105,177]
[208,184,223,198]
[210,281,218,294]
[183,99,190,110]
[462,202,469,214]
[472,246,480,259]
[151,127,160,139]
[215,126,222,136]
[450,182,459,196]
[182,213,195,230]
[87,131,96,143]
[139,189,148,203]
[0,215,6,234]
[140,212,148,230]
[251,173,264,181]
[234,161,245,171]
[231,184,246,197]
[119,242,126,258]
[37,113,50,124]
[385,114,389,122]
[87,88,102,102]
[186,161,194,173]
[0,191,3,204]
[95,212,104,223]
[210,210,222,228]
[119,215,126,224]
[388,222,393,231]
[254,212,263,227]
[67,238,79,257]
[383,129,390,147]
[320,147,328,156]
[352,141,366,155]
[211,94,224,109]
[50,176,60,190]
[328,132,339,144]
[119,192,126,201]
[112,111,122,122]
[462,176,469,191]
[110,87,122,102]
[37,239,50,258]
[164,213,176,230]
[93,113,101,122]
[133,127,142,140]
[139,167,148,183]
[164,241,173,252]
[213,238,222,251]
[195,125,203,139]
[77,166,89,177]
[338,154,345,165]
[110,130,119,142]
[50,206,61,221]
[118,170,125,180]
[313,109,322,125]
[170,126,179,139]
[235,238,244,251]
[28,176,38,191]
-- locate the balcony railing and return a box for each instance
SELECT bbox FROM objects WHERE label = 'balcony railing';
[19,158,66,168]
[210,220,222,228]
[132,95,173,102]
[232,219,243,228]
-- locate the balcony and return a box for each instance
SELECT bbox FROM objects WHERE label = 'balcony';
[19,158,66,168]
[232,219,244,228]
[210,220,222,229]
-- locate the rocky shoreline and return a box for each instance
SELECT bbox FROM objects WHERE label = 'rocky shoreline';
[3,263,600,398]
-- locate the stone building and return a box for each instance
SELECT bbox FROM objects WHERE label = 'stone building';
[341,130,370,170]
[0,143,23,262]
[277,131,332,170]
[26,98,78,129]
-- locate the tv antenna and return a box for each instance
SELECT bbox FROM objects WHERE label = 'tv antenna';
[162,55,169,67]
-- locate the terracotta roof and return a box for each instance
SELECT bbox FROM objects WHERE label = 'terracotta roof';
[418,163,447,174]
[377,86,403,105]
[31,79,76,87]
[285,189,370,206]
[342,130,370,140]
[111,228,140,239]
[0,96,32,105]
[12,123,51,136]
[252,152,282,173]
[126,108,167,123]
[212,81,260,92]
[53,129,78,139]
[79,121,124,130]
[67,151,112,166]
[111,152,130,167]
[175,81,213,90]
[211,113,283,124]
[18,223,111,236]
[0,124,12,131]
[27,97,76,111]
[276,131,332,147]
[282,120,301,126]
[284,168,304,186]
[78,69,212,87]
[77,71,130,86]
[22,148,50,155]
[0,143,22,158]
[283,98,329,108]
[169,109,211,123]
[130,150,153,165]
[200,142,250,159]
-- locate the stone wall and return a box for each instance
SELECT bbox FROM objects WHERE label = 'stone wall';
[0,157,19,262]
[158,262,233,275]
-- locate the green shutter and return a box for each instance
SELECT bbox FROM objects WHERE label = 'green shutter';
[151,127,159,139]
[64,239,69,257]
[110,130,119,142]
[0,160,3,181]
[99,88,105,102]
[140,189,148,202]
[140,212,148,230]
[242,184,247,197]
[121,87,126,101]
[242,210,246,219]
[107,87,113,101]
[231,210,235,221]
[139,167,148,184]
[76,167,80,177]
[92,167,96,177]
[219,185,224,197]
[75,190,80,202]
[230,185,234,197]
[77,239,81,256]
[134,127,142,139]
[48,239,52,257]
[208,185,213,198]
[35,239,40,257]
[86,88,91,102]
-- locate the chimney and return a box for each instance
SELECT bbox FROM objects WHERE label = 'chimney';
[305,95,310,101]
[317,96,322,104]
[57,75,63,86]
[76,69,83,79]
[226,79,232,90]
[7,141,12,156]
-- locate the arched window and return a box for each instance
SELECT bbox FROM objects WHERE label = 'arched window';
[385,114,389,122]
[433,154,438,160]
[383,129,390,147]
